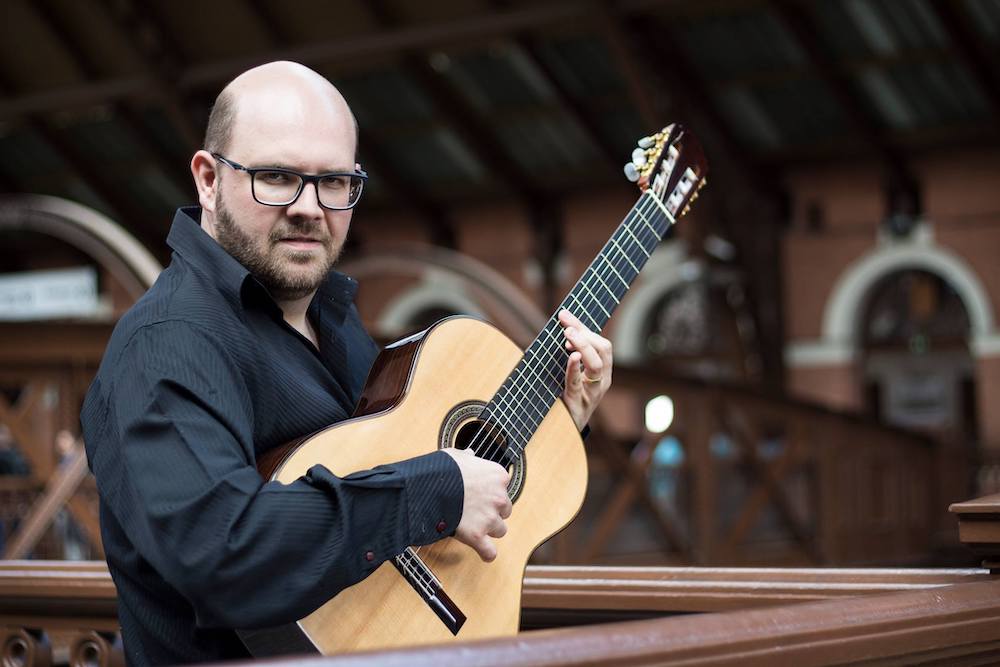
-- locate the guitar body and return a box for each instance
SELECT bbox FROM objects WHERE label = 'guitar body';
[247,123,708,656]
[267,316,588,654]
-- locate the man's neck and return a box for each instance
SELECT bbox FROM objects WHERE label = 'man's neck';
[276,292,319,348]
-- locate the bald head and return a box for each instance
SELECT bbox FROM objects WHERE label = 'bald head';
[204,61,357,157]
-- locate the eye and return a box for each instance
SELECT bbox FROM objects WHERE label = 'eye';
[319,175,349,190]
[258,170,293,185]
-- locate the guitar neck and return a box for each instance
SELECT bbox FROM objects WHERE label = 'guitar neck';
[479,190,674,454]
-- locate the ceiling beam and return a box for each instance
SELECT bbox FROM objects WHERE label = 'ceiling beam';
[30,0,194,202]
[593,3,662,131]
[0,2,732,121]
[768,0,910,179]
[712,45,965,90]
[0,72,158,252]
[17,116,157,250]
[511,40,622,171]
[926,0,1000,118]
[363,2,543,205]
[94,0,203,155]
[485,0,631,170]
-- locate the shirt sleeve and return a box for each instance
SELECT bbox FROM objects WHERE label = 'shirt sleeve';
[92,320,464,630]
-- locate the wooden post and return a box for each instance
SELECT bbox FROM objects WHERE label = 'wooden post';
[2,445,90,560]
[950,493,1000,571]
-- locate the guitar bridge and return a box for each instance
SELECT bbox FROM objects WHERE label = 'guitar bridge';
[392,547,467,635]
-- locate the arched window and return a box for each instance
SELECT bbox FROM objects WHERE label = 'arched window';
[860,269,975,439]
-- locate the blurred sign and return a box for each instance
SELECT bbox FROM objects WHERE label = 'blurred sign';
[0,267,101,321]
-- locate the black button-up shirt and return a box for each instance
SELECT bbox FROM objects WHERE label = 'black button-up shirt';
[81,208,464,665]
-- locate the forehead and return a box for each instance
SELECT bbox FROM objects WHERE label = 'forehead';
[228,84,356,169]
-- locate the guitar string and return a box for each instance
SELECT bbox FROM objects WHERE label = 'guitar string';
[461,204,657,465]
[467,189,674,467]
[467,187,676,467]
[480,192,669,447]
[395,548,438,600]
[409,194,671,561]
[409,165,683,564]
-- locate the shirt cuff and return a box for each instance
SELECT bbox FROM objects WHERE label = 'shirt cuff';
[393,450,464,546]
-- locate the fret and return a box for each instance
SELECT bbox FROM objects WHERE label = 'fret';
[573,284,612,319]
[599,254,631,289]
[608,236,641,276]
[620,224,652,259]
[633,205,663,238]
[587,268,620,305]
[561,294,602,331]
[643,188,675,223]
[482,164,698,458]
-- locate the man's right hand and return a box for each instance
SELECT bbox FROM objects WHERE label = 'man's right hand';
[442,447,512,562]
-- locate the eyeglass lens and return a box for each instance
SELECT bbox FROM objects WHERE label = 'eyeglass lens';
[252,171,363,209]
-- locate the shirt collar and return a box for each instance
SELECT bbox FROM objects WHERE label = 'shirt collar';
[166,206,359,311]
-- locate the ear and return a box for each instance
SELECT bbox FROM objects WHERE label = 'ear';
[191,150,219,214]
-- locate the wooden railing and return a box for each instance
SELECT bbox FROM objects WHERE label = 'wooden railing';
[0,322,955,569]
[253,578,1000,666]
[0,560,994,666]
[562,368,948,567]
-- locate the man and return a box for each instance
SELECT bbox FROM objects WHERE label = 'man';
[81,61,612,665]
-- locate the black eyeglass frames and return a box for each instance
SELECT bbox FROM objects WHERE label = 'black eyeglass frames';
[212,153,367,210]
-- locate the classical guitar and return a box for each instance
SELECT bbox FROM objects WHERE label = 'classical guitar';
[241,124,707,656]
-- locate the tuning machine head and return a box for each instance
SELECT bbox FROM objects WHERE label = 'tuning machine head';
[623,125,674,191]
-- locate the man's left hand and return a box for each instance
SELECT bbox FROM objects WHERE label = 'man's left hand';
[558,309,613,431]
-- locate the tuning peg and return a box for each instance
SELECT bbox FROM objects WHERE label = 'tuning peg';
[624,162,640,182]
[631,148,647,166]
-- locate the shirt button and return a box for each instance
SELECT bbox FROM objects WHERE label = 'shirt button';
[436,520,447,533]
[364,551,375,562]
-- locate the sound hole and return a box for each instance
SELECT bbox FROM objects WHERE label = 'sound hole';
[454,419,513,468]
[440,402,526,503]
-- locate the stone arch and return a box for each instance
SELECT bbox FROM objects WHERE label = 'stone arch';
[338,244,546,346]
[0,194,162,296]
[375,271,486,337]
[611,242,699,364]
[822,226,996,359]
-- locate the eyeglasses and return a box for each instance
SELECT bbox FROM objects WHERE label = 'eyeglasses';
[212,153,367,210]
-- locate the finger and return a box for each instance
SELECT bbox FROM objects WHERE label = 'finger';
[477,537,497,563]
[499,497,513,520]
[564,352,584,390]
[488,519,508,539]
[487,459,512,484]
[589,333,614,366]
[558,308,590,334]
[566,329,603,379]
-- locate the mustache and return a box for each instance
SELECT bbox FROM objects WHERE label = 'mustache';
[268,225,331,244]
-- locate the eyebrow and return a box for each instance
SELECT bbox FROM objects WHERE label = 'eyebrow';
[256,162,356,174]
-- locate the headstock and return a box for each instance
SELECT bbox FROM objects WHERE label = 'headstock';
[624,124,708,219]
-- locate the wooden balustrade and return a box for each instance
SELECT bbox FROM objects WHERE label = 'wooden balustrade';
[225,578,1000,666]
[0,561,994,665]
[0,354,956,568]
[567,369,948,567]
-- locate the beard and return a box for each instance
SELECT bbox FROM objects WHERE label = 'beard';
[213,193,342,301]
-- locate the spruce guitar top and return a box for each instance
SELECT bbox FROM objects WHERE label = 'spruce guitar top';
[241,125,708,656]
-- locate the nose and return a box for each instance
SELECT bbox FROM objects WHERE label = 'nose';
[285,180,324,222]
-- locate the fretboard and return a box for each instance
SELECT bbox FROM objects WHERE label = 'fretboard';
[476,190,674,456]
